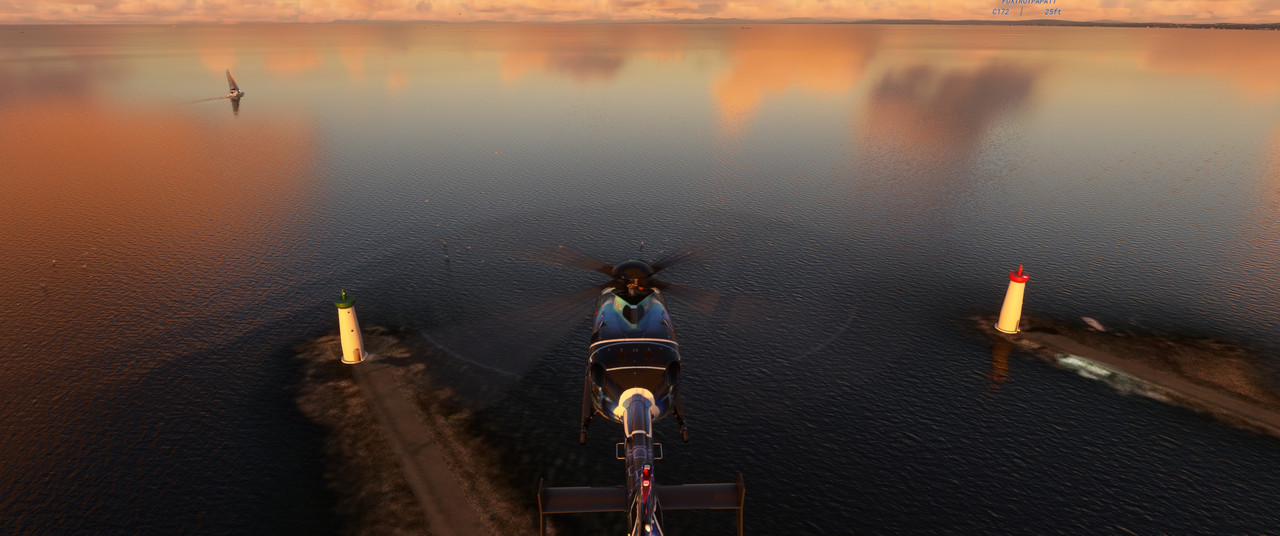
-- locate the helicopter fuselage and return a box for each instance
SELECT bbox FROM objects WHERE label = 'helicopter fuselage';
[541,258,742,536]
[586,287,681,424]
[583,285,684,535]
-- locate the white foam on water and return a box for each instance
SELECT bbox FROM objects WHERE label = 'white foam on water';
[1054,353,1164,401]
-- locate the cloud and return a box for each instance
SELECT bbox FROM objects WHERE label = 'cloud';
[5,0,1280,23]
[463,1,509,14]
[340,0,405,11]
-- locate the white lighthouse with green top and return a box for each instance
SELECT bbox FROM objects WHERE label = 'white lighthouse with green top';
[335,289,365,364]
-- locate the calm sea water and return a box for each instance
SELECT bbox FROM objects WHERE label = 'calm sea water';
[4,23,1280,534]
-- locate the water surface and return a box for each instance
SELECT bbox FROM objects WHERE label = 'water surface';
[3,23,1280,534]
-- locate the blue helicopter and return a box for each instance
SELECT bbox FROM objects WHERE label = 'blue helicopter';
[535,254,746,536]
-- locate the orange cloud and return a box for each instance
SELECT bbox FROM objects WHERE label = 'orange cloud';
[5,0,1280,23]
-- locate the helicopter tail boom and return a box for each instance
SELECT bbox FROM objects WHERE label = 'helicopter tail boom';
[541,390,744,536]
[537,476,745,536]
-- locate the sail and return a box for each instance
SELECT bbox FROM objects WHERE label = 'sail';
[226,69,239,91]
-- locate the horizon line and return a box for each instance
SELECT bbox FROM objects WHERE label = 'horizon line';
[2,18,1279,28]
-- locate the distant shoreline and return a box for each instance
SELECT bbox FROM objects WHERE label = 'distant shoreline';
[4,20,1279,30]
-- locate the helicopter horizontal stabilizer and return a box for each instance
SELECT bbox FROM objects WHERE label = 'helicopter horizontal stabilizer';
[537,481,628,514]
[655,477,745,511]
[537,475,745,536]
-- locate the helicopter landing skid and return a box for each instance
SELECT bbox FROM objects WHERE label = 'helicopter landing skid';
[579,375,594,444]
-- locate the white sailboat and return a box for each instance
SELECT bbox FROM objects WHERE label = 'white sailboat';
[225,69,244,116]
[225,69,244,99]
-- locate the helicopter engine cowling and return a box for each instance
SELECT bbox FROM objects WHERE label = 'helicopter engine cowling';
[612,259,655,281]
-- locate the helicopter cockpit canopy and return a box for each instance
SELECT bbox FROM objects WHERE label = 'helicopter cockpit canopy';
[593,343,679,391]
[590,342,681,419]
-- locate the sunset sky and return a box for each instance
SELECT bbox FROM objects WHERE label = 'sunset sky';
[2,0,1279,25]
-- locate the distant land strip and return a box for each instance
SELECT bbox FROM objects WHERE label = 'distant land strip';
[4,20,1279,30]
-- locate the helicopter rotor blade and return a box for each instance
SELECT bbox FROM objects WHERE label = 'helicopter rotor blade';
[423,280,613,377]
[650,278,723,317]
[649,246,720,274]
[539,245,616,276]
[416,206,862,410]
[465,240,616,277]
[417,280,616,409]
[652,278,772,326]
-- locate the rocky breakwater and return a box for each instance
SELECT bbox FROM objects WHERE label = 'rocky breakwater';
[978,316,1280,440]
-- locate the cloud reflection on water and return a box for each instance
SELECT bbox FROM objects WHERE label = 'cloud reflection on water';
[713,25,880,133]
[0,97,319,488]
[848,59,1043,264]
[492,24,689,84]
[862,61,1039,159]
[0,52,127,101]
[1140,28,1280,100]
[198,46,238,75]
[1238,122,1280,326]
